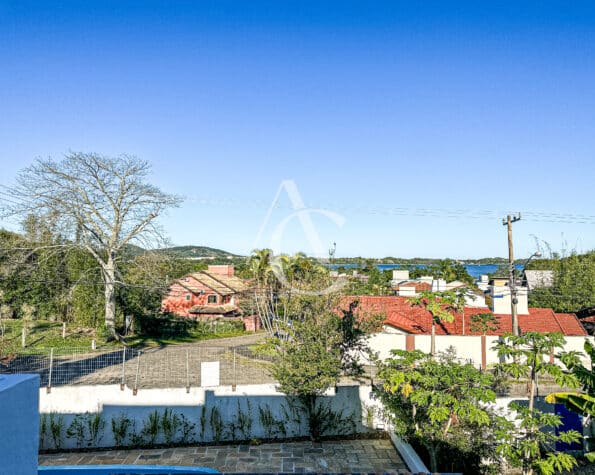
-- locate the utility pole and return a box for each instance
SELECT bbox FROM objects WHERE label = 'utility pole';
[503,213,521,336]
[328,242,336,270]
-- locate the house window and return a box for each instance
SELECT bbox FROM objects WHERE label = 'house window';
[207,295,218,304]
[185,294,191,301]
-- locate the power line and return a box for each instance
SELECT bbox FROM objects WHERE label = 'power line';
[185,195,595,225]
[3,183,595,224]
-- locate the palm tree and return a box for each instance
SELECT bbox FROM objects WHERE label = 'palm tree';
[248,250,320,335]
[409,290,464,357]
[248,249,277,334]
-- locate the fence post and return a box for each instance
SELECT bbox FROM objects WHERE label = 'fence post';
[21,327,26,348]
[62,322,66,339]
[47,348,54,394]
[133,350,142,396]
[186,349,190,393]
[232,348,237,391]
[91,339,96,350]
[120,347,126,391]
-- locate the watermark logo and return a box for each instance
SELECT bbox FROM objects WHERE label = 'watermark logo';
[253,180,346,295]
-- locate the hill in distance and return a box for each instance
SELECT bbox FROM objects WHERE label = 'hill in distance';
[157,245,242,259]
[123,244,241,259]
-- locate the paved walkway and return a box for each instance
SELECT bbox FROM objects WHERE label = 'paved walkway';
[40,439,409,474]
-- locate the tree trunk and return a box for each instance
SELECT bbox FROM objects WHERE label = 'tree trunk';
[300,394,320,441]
[528,372,536,413]
[103,255,117,341]
[427,444,439,473]
[431,319,436,357]
[523,371,537,475]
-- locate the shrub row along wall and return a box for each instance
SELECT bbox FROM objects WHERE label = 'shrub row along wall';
[38,384,374,450]
[367,333,594,368]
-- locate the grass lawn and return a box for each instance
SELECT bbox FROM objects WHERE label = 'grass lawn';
[0,318,250,355]
[0,319,118,355]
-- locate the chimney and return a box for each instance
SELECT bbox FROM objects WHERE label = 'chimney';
[207,265,234,277]
[487,282,529,315]
[431,279,447,292]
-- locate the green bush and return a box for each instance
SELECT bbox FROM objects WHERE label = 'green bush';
[136,314,194,338]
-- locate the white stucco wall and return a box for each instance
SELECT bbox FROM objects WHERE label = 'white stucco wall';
[368,332,593,369]
[557,337,593,366]
[366,333,407,360]
[39,384,371,449]
[0,374,40,475]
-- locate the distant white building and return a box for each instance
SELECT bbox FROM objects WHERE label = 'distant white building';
[486,276,529,315]
[523,270,554,291]
[391,270,486,307]
[477,274,490,292]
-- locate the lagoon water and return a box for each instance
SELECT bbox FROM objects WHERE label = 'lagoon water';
[332,263,523,280]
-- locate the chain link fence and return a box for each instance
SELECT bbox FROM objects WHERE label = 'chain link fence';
[0,345,275,390]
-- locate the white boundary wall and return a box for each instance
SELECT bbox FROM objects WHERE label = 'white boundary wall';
[39,384,375,449]
[368,332,594,368]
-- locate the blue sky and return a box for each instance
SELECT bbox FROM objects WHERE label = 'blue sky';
[1,1,594,259]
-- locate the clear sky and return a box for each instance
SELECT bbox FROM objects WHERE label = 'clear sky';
[1,1,594,259]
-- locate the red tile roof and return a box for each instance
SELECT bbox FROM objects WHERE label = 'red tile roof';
[553,312,587,335]
[393,282,432,292]
[340,296,587,336]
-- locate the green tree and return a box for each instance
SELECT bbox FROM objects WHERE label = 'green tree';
[119,251,205,323]
[0,220,102,324]
[3,153,182,339]
[496,404,581,475]
[262,270,368,440]
[272,314,343,440]
[547,339,595,461]
[408,290,464,356]
[409,259,475,286]
[248,249,332,335]
[376,349,501,474]
[527,250,595,313]
[493,332,581,475]
[470,312,500,335]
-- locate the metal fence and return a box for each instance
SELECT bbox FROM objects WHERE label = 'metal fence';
[0,345,276,390]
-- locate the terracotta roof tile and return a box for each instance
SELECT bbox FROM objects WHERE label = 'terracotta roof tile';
[189,273,235,295]
[202,272,248,293]
[340,296,587,336]
[554,312,588,335]
[393,282,432,292]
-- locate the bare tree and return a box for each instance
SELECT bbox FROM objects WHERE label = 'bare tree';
[3,152,182,339]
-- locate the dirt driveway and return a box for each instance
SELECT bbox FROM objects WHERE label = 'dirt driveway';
[1,333,274,388]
